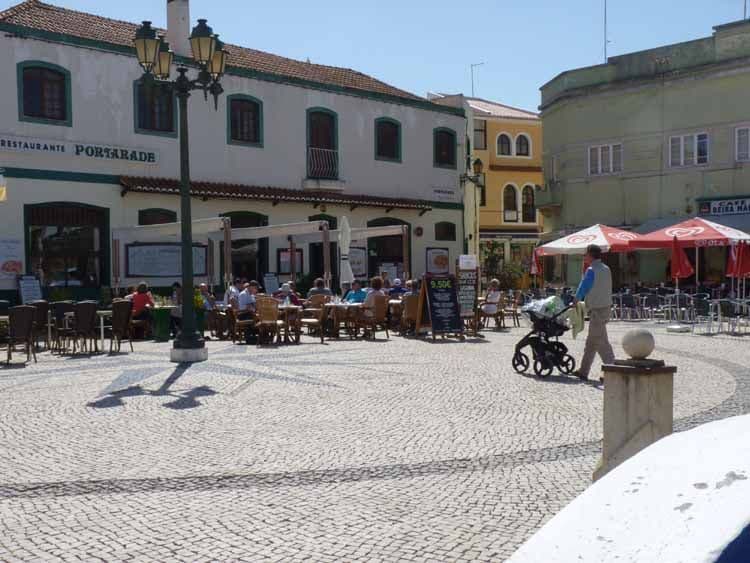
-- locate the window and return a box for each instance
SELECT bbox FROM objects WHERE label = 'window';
[136,81,175,134]
[433,128,457,168]
[737,127,750,162]
[503,185,518,222]
[516,134,531,157]
[473,119,487,150]
[550,155,559,181]
[26,203,108,288]
[522,186,536,223]
[18,62,71,125]
[669,133,709,167]
[588,143,623,175]
[138,208,177,226]
[435,222,457,241]
[479,174,487,207]
[307,108,338,179]
[228,95,263,146]
[375,118,401,162]
[497,133,512,156]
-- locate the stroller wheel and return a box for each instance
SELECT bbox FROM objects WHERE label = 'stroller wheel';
[558,354,576,375]
[512,352,530,374]
[533,359,553,378]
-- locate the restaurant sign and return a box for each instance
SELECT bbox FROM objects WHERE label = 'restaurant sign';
[0,133,159,164]
[698,198,750,217]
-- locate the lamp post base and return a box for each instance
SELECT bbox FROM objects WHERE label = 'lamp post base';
[170,346,208,363]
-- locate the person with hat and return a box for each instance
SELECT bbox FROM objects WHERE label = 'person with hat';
[274,282,302,306]
[389,278,407,297]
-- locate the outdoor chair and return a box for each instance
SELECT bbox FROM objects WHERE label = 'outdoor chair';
[69,301,99,354]
[619,294,640,321]
[400,294,419,336]
[300,303,326,343]
[478,296,504,330]
[641,294,665,322]
[691,297,713,334]
[665,294,693,323]
[129,308,151,340]
[357,294,389,340]
[50,301,75,354]
[256,297,284,346]
[504,292,522,328]
[226,308,255,344]
[110,299,133,353]
[28,300,50,350]
[6,305,37,364]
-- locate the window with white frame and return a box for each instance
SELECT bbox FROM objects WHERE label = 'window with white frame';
[669,133,709,167]
[588,143,622,175]
[736,127,750,162]
[473,119,487,150]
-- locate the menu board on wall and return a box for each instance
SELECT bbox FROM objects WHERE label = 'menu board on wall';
[18,275,42,304]
[424,275,462,335]
[457,269,479,318]
[426,247,450,275]
[126,244,207,278]
[349,247,367,278]
[0,239,23,280]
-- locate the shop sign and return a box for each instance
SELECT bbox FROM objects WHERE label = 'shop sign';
[0,133,159,165]
[699,198,750,216]
[431,187,459,203]
[0,239,23,280]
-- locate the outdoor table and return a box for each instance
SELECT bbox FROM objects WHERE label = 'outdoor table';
[61,310,112,352]
[97,310,112,351]
[151,306,175,342]
[324,302,361,338]
[388,299,404,330]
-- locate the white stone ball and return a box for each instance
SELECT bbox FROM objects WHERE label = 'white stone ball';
[622,329,655,360]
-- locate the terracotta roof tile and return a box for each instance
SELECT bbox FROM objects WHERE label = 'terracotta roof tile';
[120,176,433,210]
[0,0,423,102]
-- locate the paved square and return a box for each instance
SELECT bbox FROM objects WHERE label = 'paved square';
[0,323,746,561]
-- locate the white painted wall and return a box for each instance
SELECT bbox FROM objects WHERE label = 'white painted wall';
[0,35,466,202]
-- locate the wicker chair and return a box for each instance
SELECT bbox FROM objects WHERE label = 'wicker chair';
[28,300,50,350]
[226,308,256,344]
[478,295,504,330]
[110,299,133,353]
[256,297,284,346]
[504,292,522,328]
[300,304,326,343]
[70,301,99,354]
[6,305,37,364]
[400,294,419,336]
[357,294,389,340]
[50,301,75,353]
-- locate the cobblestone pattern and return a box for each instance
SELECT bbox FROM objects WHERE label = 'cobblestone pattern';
[0,322,745,561]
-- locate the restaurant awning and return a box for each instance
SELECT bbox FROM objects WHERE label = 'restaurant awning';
[631,217,750,249]
[291,224,407,244]
[112,217,227,240]
[538,224,641,255]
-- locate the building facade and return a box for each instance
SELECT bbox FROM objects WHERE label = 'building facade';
[432,94,543,284]
[540,19,750,285]
[0,0,467,302]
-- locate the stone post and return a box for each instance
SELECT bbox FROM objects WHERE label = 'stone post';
[593,329,677,481]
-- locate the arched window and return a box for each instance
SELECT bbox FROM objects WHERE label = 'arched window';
[433,128,457,168]
[435,221,456,241]
[375,118,401,162]
[522,186,536,223]
[135,80,175,134]
[497,133,512,156]
[516,134,531,157]
[19,62,71,125]
[307,108,338,179]
[138,208,177,226]
[503,185,518,222]
[228,95,263,146]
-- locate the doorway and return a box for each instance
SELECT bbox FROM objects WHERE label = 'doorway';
[220,211,268,281]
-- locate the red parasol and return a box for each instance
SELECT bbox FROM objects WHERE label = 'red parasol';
[727,241,750,278]
[632,217,750,249]
[671,236,694,280]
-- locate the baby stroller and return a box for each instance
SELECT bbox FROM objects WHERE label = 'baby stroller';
[512,303,576,378]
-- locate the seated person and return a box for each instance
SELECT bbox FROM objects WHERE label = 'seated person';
[307,277,333,299]
[274,283,302,306]
[363,276,386,318]
[237,281,258,318]
[402,280,415,297]
[131,282,155,321]
[344,280,367,303]
[224,278,242,308]
[389,278,407,297]
[170,282,182,337]
[199,283,214,311]
[481,279,502,315]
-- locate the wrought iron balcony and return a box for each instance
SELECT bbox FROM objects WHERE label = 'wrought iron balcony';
[307,147,339,180]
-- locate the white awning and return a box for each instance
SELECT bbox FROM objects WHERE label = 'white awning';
[292,225,407,244]
[112,218,227,240]
[230,221,328,240]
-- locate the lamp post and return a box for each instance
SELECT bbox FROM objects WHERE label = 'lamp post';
[133,19,228,363]
[461,158,484,256]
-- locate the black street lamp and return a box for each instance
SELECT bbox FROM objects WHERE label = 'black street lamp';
[133,19,228,362]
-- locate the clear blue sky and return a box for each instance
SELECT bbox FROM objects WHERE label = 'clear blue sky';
[2,0,747,111]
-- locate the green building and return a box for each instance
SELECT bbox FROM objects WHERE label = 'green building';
[538,19,750,286]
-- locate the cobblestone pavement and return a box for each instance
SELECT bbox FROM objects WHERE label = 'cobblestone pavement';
[0,322,746,562]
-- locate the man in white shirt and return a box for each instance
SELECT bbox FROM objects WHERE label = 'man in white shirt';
[224,278,242,307]
[237,281,258,317]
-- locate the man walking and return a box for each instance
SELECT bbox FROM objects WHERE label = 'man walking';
[573,244,615,381]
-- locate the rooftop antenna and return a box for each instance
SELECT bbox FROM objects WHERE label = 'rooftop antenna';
[745,0,748,19]
[470,62,484,97]
[604,0,609,63]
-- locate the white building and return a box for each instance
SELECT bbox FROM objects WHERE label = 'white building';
[0,0,467,301]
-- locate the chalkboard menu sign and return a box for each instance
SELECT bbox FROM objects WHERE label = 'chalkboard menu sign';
[457,269,478,318]
[18,275,42,304]
[126,243,207,278]
[424,275,462,334]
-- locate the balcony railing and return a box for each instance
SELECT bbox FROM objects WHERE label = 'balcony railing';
[536,182,563,209]
[307,147,339,180]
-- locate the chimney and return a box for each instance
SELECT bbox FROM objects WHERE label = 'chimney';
[167,0,191,57]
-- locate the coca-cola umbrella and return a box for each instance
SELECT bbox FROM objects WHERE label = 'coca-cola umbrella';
[727,241,750,300]
[538,224,642,256]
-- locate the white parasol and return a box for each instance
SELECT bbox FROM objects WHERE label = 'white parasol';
[338,216,355,286]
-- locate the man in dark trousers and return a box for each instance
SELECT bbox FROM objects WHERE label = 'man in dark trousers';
[573,244,615,381]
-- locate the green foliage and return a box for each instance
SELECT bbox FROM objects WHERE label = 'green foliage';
[480,241,524,290]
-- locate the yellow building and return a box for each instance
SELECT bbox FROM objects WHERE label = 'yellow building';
[468,97,543,284]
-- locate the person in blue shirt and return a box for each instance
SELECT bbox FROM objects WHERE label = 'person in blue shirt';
[344,280,367,303]
[573,244,615,381]
[389,278,407,297]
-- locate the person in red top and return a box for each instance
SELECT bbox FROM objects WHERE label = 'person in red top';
[132,281,155,321]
